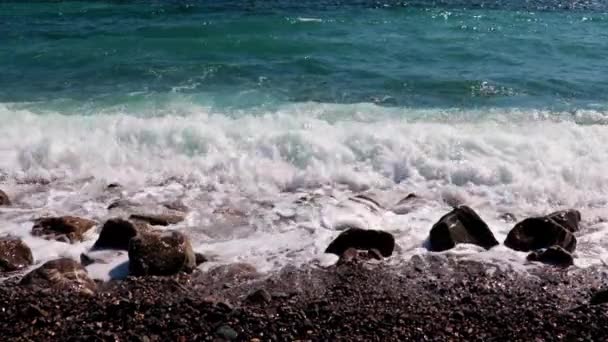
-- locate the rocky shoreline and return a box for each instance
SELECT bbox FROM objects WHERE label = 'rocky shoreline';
[1,187,608,340]
[1,257,608,341]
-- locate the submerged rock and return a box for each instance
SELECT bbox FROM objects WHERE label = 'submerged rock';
[527,246,574,267]
[20,258,96,295]
[129,213,185,226]
[93,218,148,251]
[0,189,10,206]
[325,228,395,258]
[505,215,577,252]
[128,231,196,276]
[31,216,96,243]
[0,237,33,272]
[428,206,498,252]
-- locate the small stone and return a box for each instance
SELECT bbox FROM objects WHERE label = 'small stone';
[216,325,238,340]
[590,289,608,305]
[246,289,272,305]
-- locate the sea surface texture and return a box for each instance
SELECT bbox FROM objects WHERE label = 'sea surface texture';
[1,0,608,279]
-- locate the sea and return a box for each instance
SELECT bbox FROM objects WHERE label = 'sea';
[1,0,608,280]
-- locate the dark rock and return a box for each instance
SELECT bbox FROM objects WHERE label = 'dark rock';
[107,199,135,210]
[547,209,581,233]
[80,253,95,267]
[216,325,238,340]
[0,189,10,206]
[526,246,574,267]
[106,183,121,189]
[392,193,426,215]
[498,213,517,223]
[31,216,96,243]
[128,231,196,276]
[325,228,395,257]
[395,193,418,205]
[20,258,96,294]
[129,213,185,226]
[428,206,498,252]
[93,218,148,251]
[590,289,608,305]
[194,252,207,266]
[504,217,577,252]
[246,289,272,305]
[0,237,33,272]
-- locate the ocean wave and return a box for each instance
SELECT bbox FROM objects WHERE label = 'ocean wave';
[2,101,608,277]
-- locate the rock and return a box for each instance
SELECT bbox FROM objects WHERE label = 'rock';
[590,289,608,305]
[428,206,498,252]
[20,258,96,295]
[194,252,207,266]
[526,246,574,267]
[128,231,196,276]
[216,325,238,340]
[129,213,185,226]
[325,228,395,258]
[504,216,577,252]
[0,237,33,272]
[106,183,121,189]
[0,189,10,206]
[498,213,517,223]
[107,199,136,210]
[391,193,427,215]
[245,289,272,305]
[337,247,383,265]
[93,218,148,251]
[80,253,95,267]
[31,216,96,243]
[547,209,581,233]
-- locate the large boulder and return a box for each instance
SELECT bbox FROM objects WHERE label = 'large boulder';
[526,245,574,267]
[0,237,33,272]
[0,189,10,206]
[428,206,498,252]
[31,216,96,243]
[325,228,395,258]
[504,215,577,252]
[129,213,185,226]
[92,218,149,251]
[547,209,581,233]
[20,258,96,295]
[128,231,196,276]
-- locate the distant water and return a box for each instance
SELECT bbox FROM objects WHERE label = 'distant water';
[2,1,608,279]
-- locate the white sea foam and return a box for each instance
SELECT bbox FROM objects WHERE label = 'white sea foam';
[1,101,608,280]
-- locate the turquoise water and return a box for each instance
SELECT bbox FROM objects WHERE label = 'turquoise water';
[2,1,608,114]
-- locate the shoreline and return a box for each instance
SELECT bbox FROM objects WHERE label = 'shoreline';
[1,256,607,341]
